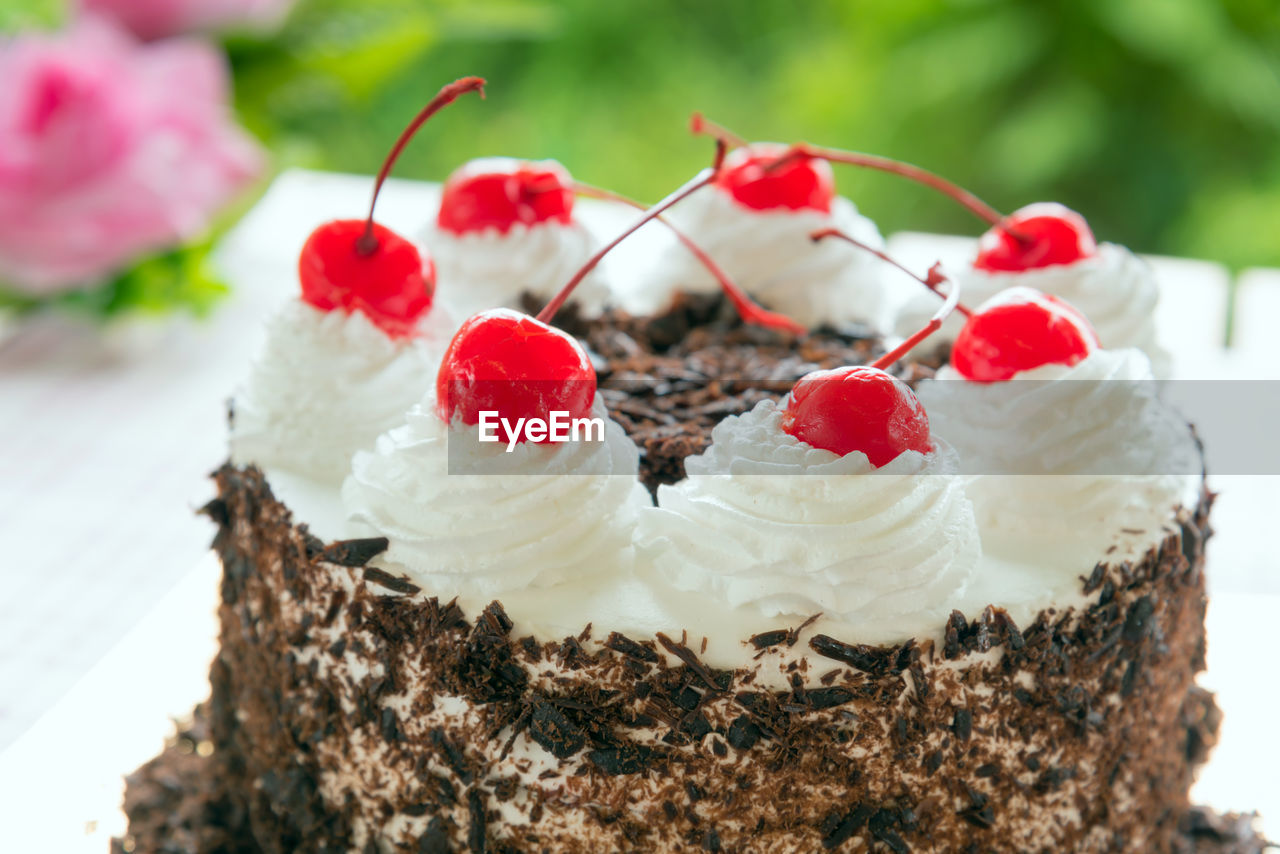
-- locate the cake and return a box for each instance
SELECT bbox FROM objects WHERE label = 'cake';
[115,79,1269,853]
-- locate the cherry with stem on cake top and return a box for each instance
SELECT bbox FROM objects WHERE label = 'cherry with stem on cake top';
[436,158,576,235]
[794,141,1093,272]
[971,202,1096,273]
[950,286,1099,383]
[688,114,834,213]
[813,227,1098,383]
[574,181,805,335]
[437,139,739,441]
[691,113,1004,228]
[692,116,1099,274]
[778,270,962,466]
[298,77,486,338]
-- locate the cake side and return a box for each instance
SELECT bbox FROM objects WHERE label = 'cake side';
[200,463,1221,853]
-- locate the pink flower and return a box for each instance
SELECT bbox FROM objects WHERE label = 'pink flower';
[79,0,296,41]
[0,17,263,296]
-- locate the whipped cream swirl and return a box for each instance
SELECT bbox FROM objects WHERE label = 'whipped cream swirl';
[895,243,1170,376]
[916,348,1199,564]
[651,187,888,328]
[637,399,979,625]
[230,301,446,483]
[343,395,651,596]
[424,220,610,320]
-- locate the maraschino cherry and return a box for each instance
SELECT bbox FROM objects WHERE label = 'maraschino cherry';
[951,287,1099,383]
[779,262,963,466]
[693,115,1100,276]
[689,115,833,213]
[973,202,1097,273]
[437,140,805,442]
[298,77,485,338]
[436,157,575,235]
[435,307,596,440]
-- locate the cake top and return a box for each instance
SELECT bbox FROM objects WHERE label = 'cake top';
[230,76,1196,665]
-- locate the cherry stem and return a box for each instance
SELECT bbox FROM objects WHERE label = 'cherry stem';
[691,114,1034,246]
[357,76,486,256]
[788,143,1006,227]
[538,142,726,325]
[811,227,973,318]
[689,112,748,150]
[870,266,963,370]
[575,182,806,335]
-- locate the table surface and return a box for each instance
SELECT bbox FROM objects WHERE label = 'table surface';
[1,170,1277,845]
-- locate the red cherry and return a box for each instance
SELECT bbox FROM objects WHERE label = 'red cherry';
[714,144,834,213]
[974,202,1097,273]
[299,220,434,337]
[780,366,932,467]
[296,77,484,338]
[435,308,595,442]
[952,287,1099,382]
[437,158,575,235]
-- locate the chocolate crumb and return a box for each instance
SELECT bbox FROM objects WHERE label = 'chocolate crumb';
[788,613,823,646]
[809,634,890,675]
[362,567,420,595]
[419,817,451,853]
[807,687,855,710]
[528,701,587,759]
[656,632,722,692]
[605,632,659,663]
[749,629,789,650]
[467,787,487,852]
[322,537,389,567]
[822,804,873,849]
[953,708,973,742]
[726,716,762,750]
[588,744,654,775]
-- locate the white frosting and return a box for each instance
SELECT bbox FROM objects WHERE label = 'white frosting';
[424,220,610,320]
[895,243,1171,376]
[916,348,1200,567]
[230,301,447,484]
[637,399,980,629]
[342,395,651,596]
[649,186,888,328]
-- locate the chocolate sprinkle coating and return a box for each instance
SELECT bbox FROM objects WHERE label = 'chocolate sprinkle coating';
[119,463,1255,853]
[114,705,1271,853]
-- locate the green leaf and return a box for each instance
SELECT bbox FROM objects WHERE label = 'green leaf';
[0,0,64,32]
[0,243,230,322]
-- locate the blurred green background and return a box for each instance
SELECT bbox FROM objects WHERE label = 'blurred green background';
[18,0,1280,269]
